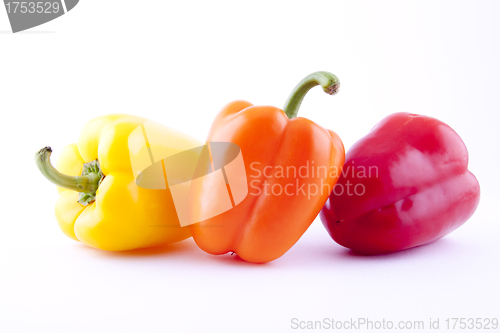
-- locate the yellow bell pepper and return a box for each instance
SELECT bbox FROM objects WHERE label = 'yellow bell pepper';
[35,114,200,251]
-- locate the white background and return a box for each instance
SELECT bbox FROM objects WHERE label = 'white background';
[1,1,499,332]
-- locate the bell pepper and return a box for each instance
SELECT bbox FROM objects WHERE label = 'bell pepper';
[320,112,480,254]
[35,114,199,251]
[189,71,345,263]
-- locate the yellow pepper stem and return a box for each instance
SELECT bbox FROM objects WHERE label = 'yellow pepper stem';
[35,147,104,206]
[283,71,340,119]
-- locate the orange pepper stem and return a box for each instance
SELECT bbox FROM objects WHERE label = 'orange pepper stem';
[283,71,340,119]
[35,147,104,206]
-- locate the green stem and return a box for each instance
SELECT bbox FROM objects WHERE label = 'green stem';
[283,71,340,119]
[35,147,104,206]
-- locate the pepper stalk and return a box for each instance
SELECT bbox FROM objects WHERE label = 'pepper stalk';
[283,71,340,119]
[35,147,104,206]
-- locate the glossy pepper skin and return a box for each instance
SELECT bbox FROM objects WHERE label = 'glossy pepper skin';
[35,114,196,251]
[320,112,480,254]
[189,72,345,263]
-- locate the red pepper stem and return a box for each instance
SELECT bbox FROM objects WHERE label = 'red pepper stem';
[283,71,340,119]
[35,147,104,206]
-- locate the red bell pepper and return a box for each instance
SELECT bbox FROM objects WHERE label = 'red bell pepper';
[320,112,480,254]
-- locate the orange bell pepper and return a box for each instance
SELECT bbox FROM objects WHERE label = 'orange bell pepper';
[189,71,345,263]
